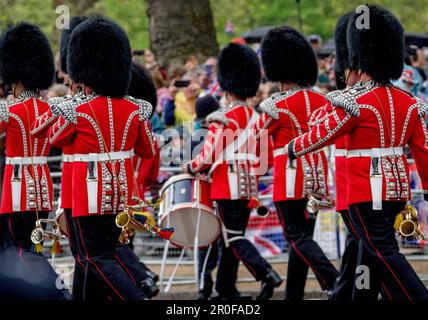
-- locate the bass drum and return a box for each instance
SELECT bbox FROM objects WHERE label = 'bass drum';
[159,174,220,248]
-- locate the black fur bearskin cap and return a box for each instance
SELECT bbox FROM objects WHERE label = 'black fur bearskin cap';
[217,43,261,99]
[60,16,87,74]
[261,26,317,86]
[67,17,132,97]
[0,22,54,91]
[334,12,353,89]
[347,5,404,85]
[128,62,157,117]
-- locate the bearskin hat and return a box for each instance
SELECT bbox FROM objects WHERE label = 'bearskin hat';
[60,16,87,74]
[334,12,353,89]
[0,23,54,91]
[67,17,132,97]
[261,26,317,86]
[347,5,404,84]
[217,43,261,99]
[128,62,157,113]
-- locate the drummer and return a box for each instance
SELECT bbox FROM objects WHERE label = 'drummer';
[184,43,282,300]
[191,94,249,300]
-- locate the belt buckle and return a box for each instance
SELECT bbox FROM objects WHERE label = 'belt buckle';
[87,160,98,182]
[12,164,21,182]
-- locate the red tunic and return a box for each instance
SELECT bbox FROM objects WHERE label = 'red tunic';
[133,151,160,197]
[254,89,329,202]
[308,91,348,211]
[189,103,259,200]
[32,96,75,209]
[0,91,53,213]
[289,82,428,205]
[48,94,158,217]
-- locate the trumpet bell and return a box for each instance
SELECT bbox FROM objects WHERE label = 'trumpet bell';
[307,198,319,215]
[256,206,271,218]
[399,219,417,237]
[116,211,130,228]
[31,228,44,244]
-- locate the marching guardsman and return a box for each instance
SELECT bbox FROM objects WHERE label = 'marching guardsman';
[253,26,339,300]
[286,6,428,300]
[0,22,69,299]
[48,17,158,300]
[32,15,87,301]
[325,12,389,301]
[184,43,282,300]
[34,55,160,298]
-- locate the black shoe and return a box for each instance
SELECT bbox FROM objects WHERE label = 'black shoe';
[198,291,211,300]
[210,291,252,300]
[140,277,160,299]
[146,270,159,283]
[327,277,340,300]
[256,268,283,300]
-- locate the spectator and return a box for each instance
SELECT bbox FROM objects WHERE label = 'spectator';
[203,57,222,99]
[308,34,322,53]
[163,71,201,130]
[47,83,68,98]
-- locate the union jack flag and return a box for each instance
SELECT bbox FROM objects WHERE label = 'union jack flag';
[245,183,287,257]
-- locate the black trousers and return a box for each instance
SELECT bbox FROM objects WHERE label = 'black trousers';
[198,236,240,297]
[121,235,155,280]
[216,200,271,284]
[64,209,86,300]
[73,214,146,300]
[115,243,152,285]
[0,211,70,300]
[198,238,220,296]
[275,199,339,300]
[330,210,384,301]
[0,214,6,251]
[349,201,428,301]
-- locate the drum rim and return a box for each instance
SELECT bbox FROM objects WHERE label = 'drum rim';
[56,211,68,236]
[159,173,211,197]
[160,205,221,248]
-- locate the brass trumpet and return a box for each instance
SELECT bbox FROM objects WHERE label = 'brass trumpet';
[116,198,174,244]
[30,218,63,244]
[395,203,426,240]
[307,195,335,215]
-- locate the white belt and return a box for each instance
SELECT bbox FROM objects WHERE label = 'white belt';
[273,148,285,158]
[344,147,403,211]
[346,147,403,158]
[6,156,47,165]
[225,153,258,162]
[334,149,348,157]
[62,155,74,162]
[73,150,133,162]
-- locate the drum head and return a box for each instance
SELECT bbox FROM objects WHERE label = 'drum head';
[160,207,220,248]
[57,212,68,236]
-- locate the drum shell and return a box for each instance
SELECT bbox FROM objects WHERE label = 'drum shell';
[159,174,220,248]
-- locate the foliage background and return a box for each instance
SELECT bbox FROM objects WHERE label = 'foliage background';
[1,0,428,51]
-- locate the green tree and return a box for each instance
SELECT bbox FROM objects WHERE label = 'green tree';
[1,0,428,59]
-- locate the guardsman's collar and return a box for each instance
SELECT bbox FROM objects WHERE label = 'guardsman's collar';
[228,100,247,108]
[18,90,39,100]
